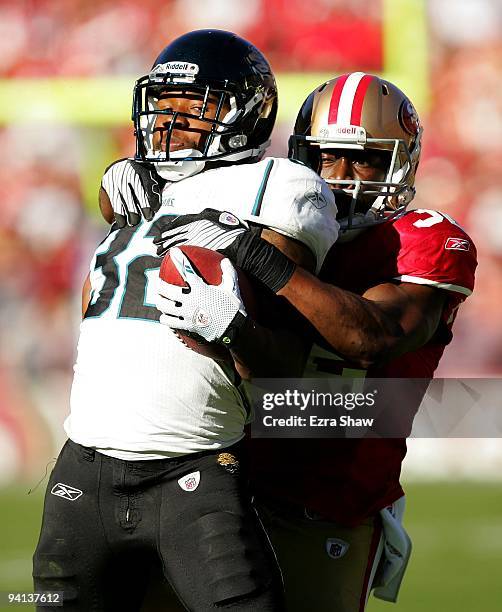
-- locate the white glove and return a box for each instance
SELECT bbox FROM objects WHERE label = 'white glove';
[101,159,165,227]
[156,247,247,345]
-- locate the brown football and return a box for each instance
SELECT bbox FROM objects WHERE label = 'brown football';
[160,246,256,361]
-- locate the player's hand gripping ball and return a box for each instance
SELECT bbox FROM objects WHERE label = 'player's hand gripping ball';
[158,246,255,361]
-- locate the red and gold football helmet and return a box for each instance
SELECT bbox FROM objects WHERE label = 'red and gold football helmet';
[289,73,422,237]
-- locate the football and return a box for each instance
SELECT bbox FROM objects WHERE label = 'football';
[159,245,255,361]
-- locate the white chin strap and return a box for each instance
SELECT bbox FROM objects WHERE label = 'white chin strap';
[154,149,205,182]
[154,141,270,182]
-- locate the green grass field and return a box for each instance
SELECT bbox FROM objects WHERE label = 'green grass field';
[1,481,501,611]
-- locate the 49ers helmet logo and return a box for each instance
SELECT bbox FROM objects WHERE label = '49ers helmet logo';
[399,100,420,136]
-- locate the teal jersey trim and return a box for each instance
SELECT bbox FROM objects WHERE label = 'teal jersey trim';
[251,159,274,216]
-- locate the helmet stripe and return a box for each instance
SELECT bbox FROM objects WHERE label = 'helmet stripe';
[350,74,373,125]
[327,74,349,124]
[336,72,367,125]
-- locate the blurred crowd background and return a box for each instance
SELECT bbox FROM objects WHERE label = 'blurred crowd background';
[0,0,501,484]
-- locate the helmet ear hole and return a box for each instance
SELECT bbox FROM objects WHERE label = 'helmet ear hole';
[228,134,247,149]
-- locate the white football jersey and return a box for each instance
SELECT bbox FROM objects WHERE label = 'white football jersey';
[159,158,338,272]
[66,158,338,459]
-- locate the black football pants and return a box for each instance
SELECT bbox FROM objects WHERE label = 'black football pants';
[33,439,284,611]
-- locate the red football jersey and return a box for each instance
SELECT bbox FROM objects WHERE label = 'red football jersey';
[251,209,477,526]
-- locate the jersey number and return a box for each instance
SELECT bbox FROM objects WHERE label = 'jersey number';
[85,217,170,321]
[412,209,464,230]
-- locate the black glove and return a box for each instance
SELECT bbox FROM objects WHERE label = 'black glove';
[154,208,296,294]
[101,159,166,228]
[154,209,250,253]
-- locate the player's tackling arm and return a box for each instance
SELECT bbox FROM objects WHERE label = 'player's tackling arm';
[230,230,315,380]
[278,268,447,369]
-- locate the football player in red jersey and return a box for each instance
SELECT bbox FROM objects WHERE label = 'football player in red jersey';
[246,74,477,612]
[155,73,477,611]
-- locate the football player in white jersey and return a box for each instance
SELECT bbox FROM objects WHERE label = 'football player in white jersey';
[33,30,338,612]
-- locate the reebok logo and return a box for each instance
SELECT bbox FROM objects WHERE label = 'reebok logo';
[445,237,470,251]
[50,483,83,501]
[305,185,328,210]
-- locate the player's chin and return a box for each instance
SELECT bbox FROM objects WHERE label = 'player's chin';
[333,190,376,219]
[333,191,356,219]
[156,141,201,154]
[170,141,196,152]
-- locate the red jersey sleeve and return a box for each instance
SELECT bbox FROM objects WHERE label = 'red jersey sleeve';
[392,209,477,300]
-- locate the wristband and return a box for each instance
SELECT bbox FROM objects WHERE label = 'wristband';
[229,232,296,294]
[218,311,248,348]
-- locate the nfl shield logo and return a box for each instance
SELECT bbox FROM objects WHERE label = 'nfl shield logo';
[194,308,210,327]
[219,212,240,226]
[178,471,201,492]
[326,538,349,559]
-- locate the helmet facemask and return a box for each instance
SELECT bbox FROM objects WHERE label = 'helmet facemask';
[291,129,422,237]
